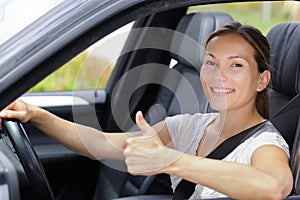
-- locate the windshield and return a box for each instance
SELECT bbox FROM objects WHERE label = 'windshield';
[0,0,63,45]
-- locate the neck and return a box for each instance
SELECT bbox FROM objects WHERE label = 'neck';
[214,106,264,138]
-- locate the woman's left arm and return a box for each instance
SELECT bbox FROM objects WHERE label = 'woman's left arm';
[165,145,293,200]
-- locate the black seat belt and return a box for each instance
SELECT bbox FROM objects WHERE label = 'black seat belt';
[172,121,267,200]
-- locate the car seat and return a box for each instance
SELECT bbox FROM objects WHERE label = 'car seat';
[266,22,300,197]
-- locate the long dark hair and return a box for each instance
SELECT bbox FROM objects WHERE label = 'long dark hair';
[205,22,270,119]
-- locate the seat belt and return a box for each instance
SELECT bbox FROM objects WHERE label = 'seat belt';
[172,121,267,200]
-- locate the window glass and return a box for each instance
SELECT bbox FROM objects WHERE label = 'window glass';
[188,1,299,34]
[30,22,133,92]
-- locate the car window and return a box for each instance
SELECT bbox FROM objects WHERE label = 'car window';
[29,22,133,92]
[188,1,299,34]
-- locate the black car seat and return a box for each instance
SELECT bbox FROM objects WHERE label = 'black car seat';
[267,22,300,119]
[93,12,233,200]
[266,22,300,197]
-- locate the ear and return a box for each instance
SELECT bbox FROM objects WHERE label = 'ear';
[256,70,271,92]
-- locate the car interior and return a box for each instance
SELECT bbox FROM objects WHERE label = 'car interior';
[0,1,299,200]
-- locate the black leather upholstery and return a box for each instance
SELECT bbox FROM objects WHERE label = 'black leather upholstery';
[268,23,300,97]
[267,22,300,117]
[267,22,300,196]
[267,22,300,149]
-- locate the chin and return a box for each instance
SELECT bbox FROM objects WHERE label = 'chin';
[210,104,227,112]
[209,99,229,111]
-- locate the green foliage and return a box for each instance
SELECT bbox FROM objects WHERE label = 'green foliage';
[29,53,87,92]
[29,52,113,92]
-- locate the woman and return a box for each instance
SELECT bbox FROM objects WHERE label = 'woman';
[0,22,293,199]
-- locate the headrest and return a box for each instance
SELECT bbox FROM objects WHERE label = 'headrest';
[267,22,300,96]
[170,12,233,71]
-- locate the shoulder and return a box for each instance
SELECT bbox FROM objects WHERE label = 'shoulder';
[253,121,281,136]
[252,121,287,147]
[226,121,290,165]
[246,121,290,158]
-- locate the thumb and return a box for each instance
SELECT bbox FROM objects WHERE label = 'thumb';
[136,111,152,136]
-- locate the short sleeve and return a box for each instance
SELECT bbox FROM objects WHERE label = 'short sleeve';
[247,131,290,164]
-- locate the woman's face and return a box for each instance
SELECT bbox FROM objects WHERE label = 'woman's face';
[200,34,263,112]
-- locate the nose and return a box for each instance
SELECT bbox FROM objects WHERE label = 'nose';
[214,66,227,82]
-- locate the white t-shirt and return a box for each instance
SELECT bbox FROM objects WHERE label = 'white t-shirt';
[165,113,290,199]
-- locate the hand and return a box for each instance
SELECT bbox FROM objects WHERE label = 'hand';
[123,111,177,176]
[0,99,32,129]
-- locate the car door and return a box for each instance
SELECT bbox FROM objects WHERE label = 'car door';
[17,19,135,198]
[0,1,155,198]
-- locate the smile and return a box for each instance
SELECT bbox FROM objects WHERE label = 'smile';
[211,87,235,95]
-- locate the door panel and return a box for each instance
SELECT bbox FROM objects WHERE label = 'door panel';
[21,89,106,199]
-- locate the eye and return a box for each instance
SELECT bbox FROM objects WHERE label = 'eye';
[232,63,243,68]
[206,61,216,66]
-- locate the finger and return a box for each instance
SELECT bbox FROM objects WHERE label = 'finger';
[2,100,18,112]
[0,110,28,123]
[136,111,149,130]
[0,111,7,118]
[135,111,152,135]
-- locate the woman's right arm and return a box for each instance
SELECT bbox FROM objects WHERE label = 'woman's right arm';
[0,99,171,160]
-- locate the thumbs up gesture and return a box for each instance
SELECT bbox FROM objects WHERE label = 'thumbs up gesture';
[123,111,176,176]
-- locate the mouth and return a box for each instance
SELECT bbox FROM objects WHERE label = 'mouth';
[210,87,235,96]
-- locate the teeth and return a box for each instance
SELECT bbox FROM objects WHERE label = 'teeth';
[212,88,234,93]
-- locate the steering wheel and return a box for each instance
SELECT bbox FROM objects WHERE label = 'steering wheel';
[2,119,54,200]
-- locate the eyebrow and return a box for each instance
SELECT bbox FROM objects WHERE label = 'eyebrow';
[205,52,215,58]
[205,52,249,62]
[227,55,247,60]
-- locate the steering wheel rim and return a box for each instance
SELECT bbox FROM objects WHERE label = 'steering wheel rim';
[3,119,54,200]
